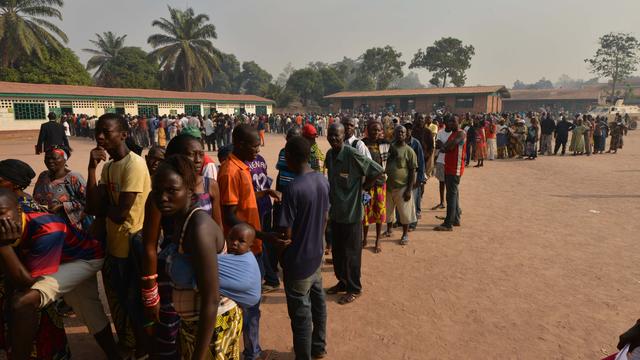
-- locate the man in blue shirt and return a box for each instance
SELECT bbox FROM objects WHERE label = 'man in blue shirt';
[278,136,329,360]
[403,120,426,231]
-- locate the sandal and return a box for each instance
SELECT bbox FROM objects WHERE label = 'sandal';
[400,235,409,245]
[383,230,393,237]
[338,293,359,305]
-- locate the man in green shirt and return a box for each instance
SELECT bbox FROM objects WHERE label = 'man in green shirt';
[324,123,383,305]
[385,125,417,245]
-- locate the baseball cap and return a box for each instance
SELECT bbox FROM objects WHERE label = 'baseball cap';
[302,124,318,138]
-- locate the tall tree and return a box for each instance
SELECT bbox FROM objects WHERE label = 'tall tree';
[1,47,91,85]
[356,46,405,90]
[0,0,69,68]
[585,32,640,100]
[263,82,294,108]
[286,68,323,106]
[148,6,221,91]
[83,31,127,85]
[97,47,160,89]
[238,61,272,95]
[319,67,345,96]
[208,52,241,93]
[410,37,475,87]
[331,57,360,85]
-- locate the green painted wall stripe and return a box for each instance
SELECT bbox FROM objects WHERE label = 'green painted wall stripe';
[0,93,275,105]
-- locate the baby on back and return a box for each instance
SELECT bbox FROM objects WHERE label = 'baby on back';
[217,223,261,307]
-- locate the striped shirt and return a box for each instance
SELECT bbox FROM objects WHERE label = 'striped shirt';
[276,148,296,191]
[17,212,105,277]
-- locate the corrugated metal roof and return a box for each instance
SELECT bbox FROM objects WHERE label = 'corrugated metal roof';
[324,85,510,99]
[0,81,274,103]
[505,87,603,101]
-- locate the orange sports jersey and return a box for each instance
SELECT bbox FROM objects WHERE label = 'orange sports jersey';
[217,153,263,254]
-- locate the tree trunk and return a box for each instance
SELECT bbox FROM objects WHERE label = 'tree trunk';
[611,78,617,104]
[442,73,447,88]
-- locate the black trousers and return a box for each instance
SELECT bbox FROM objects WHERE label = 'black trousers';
[330,221,362,294]
[554,138,567,155]
[444,175,461,228]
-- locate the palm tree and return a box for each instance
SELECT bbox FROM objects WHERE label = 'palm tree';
[0,0,69,68]
[83,31,127,84]
[148,6,220,91]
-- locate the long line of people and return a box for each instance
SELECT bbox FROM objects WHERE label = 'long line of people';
[2,105,633,360]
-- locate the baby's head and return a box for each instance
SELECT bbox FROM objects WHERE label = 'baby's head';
[226,223,255,255]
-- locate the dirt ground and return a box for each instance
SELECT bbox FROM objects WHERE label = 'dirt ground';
[2,130,639,359]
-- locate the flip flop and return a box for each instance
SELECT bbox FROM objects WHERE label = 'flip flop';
[338,293,359,305]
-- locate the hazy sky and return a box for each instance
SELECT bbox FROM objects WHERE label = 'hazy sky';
[61,0,640,87]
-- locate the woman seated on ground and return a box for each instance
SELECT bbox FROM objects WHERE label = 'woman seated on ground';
[33,146,93,232]
[147,155,243,359]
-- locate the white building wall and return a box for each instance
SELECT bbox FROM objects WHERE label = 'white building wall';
[0,96,273,130]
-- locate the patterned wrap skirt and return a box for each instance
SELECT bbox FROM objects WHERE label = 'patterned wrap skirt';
[364,183,386,225]
[178,305,243,360]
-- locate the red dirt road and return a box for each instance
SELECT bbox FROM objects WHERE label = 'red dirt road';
[2,131,639,359]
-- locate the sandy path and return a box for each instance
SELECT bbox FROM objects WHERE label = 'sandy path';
[2,130,639,359]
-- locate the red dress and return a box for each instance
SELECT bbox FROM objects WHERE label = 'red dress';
[474,127,487,160]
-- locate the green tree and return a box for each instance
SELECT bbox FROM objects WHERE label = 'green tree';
[238,61,272,95]
[98,47,159,89]
[286,68,323,106]
[83,31,127,85]
[0,47,91,85]
[331,57,360,85]
[263,82,294,108]
[348,71,375,91]
[208,52,241,93]
[585,32,640,100]
[410,37,475,87]
[318,67,345,105]
[148,6,221,91]
[356,46,405,90]
[0,0,68,68]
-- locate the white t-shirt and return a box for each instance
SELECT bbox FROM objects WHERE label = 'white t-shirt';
[204,119,215,135]
[63,121,70,136]
[436,129,452,164]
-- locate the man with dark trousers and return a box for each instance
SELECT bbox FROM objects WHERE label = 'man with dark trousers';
[554,115,574,155]
[324,123,383,305]
[36,112,70,154]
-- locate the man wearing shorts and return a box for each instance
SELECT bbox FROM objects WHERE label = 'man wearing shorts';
[0,188,119,359]
[385,126,417,245]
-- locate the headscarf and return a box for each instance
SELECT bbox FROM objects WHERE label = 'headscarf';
[181,126,202,139]
[46,146,69,160]
[0,159,36,189]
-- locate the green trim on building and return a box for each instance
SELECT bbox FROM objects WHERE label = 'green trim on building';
[0,93,275,105]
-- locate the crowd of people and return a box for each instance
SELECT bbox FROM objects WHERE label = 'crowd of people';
[0,105,632,360]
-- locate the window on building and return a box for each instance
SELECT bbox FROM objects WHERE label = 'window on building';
[400,98,415,112]
[256,105,267,115]
[341,99,354,110]
[138,105,159,117]
[455,96,474,109]
[13,103,46,120]
[385,99,396,112]
[184,104,201,115]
